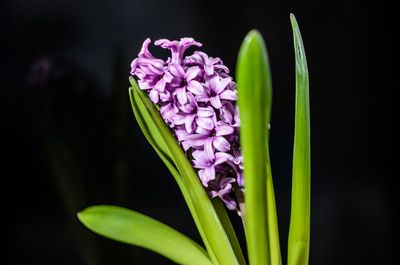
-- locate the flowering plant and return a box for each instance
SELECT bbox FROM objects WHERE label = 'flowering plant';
[78,14,310,265]
[130,35,243,211]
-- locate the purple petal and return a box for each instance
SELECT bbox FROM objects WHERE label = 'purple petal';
[155,39,180,63]
[155,38,202,64]
[168,63,185,78]
[219,183,233,196]
[170,113,187,125]
[142,58,165,69]
[192,149,203,159]
[185,66,201,81]
[175,128,189,141]
[219,89,237,101]
[130,60,139,74]
[179,37,202,57]
[210,179,237,210]
[195,126,211,135]
[184,53,202,66]
[147,63,164,75]
[198,170,208,186]
[204,166,216,183]
[208,189,218,198]
[159,90,172,102]
[237,172,244,187]
[205,138,215,160]
[138,38,154,59]
[215,123,234,136]
[198,169,215,187]
[178,93,197,113]
[221,193,237,210]
[159,103,178,120]
[187,80,204,95]
[154,39,177,49]
[220,103,234,124]
[185,133,209,146]
[204,64,214,76]
[137,79,151,90]
[214,152,232,165]
[215,77,232,94]
[181,141,191,151]
[154,78,166,92]
[233,150,243,168]
[216,152,234,161]
[133,57,165,76]
[207,75,219,91]
[197,106,214,117]
[195,51,208,61]
[214,64,230,74]
[233,106,241,126]
[196,117,214,130]
[163,71,173,82]
[185,114,196,133]
[192,149,208,162]
[207,57,221,65]
[193,158,210,169]
[149,89,159,104]
[176,87,188,104]
[210,96,222,109]
[220,176,236,187]
[213,136,230,152]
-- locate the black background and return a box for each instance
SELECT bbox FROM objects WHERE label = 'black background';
[2,0,396,264]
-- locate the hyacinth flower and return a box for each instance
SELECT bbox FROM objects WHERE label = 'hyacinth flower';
[129,34,244,211]
[78,14,311,265]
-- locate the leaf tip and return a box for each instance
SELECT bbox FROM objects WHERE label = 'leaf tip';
[76,209,88,226]
[243,29,264,46]
[247,29,261,37]
[290,13,299,30]
[76,211,82,221]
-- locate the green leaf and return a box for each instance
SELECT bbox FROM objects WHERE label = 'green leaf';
[77,205,213,265]
[129,83,222,265]
[236,30,274,265]
[212,198,247,265]
[128,82,217,264]
[266,159,282,265]
[129,78,241,265]
[128,81,181,192]
[128,79,174,169]
[287,14,311,265]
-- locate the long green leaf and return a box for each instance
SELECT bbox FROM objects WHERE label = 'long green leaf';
[129,79,240,265]
[266,161,282,265]
[236,30,273,265]
[77,205,213,265]
[287,14,311,265]
[128,84,181,191]
[128,83,219,265]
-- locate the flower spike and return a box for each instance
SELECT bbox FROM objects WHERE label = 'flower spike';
[131,38,243,210]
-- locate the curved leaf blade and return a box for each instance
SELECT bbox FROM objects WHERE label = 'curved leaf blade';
[266,161,282,265]
[236,30,273,265]
[128,83,218,264]
[77,205,213,265]
[288,14,311,265]
[129,82,175,170]
[129,79,240,265]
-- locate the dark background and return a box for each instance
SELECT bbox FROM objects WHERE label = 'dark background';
[2,0,396,264]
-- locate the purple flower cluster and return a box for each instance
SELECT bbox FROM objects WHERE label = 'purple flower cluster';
[130,38,243,210]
